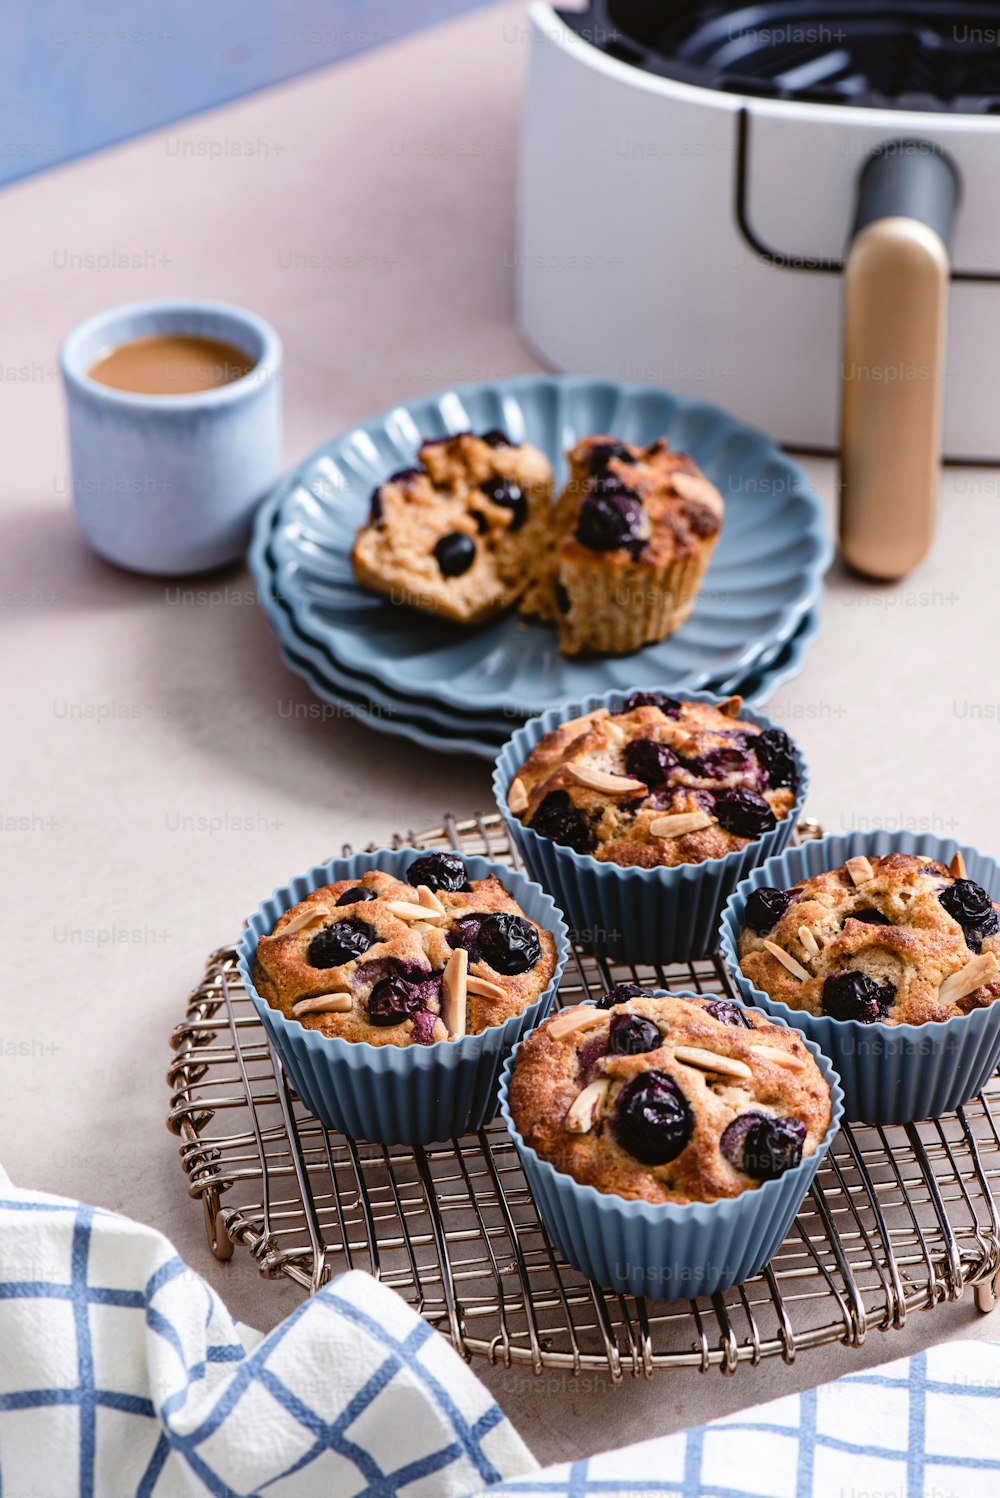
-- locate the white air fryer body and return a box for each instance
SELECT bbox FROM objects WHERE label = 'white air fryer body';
[517,4,1000,458]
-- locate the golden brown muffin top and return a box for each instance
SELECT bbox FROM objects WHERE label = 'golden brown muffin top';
[507,695,798,869]
[253,858,558,1048]
[738,851,1000,1026]
[556,435,722,568]
[508,991,831,1205]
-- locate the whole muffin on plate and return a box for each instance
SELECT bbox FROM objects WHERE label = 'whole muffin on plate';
[520,434,722,656]
[508,991,831,1204]
[253,850,558,1046]
[737,850,1000,1026]
[506,692,799,869]
[351,430,553,624]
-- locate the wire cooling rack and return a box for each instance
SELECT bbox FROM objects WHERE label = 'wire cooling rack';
[168,813,1000,1380]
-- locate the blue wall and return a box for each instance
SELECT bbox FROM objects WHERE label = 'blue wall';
[1,0,489,188]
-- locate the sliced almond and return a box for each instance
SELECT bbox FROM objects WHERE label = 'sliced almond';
[278,905,331,937]
[938,951,1000,1006]
[548,1006,607,1040]
[467,973,507,1002]
[507,777,529,816]
[417,884,446,915]
[846,855,875,886]
[949,850,967,880]
[292,991,352,1017]
[566,764,647,795]
[604,720,627,746]
[441,947,469,1039]
[386,899,447,925]
[565,1079,610,1134]
[762,940,811,982]
[649,811,713,838]
[798,925,820,958]
[670,469,724,515]
[750,1044,806,1073]
[673,1045,752,1081]
[562,708,608,735]
[719,695,743,717]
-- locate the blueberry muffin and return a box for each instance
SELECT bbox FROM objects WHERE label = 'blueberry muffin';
[253,851,558,1046]
[738,852,1000,1026]
[520,435,722,656]
[351,430,553,624]
[507,988,832,1205]
[507,693,799,869]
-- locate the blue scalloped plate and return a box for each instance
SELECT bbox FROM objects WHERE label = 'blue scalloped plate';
[259,376,830,717]
[268,600,820,761]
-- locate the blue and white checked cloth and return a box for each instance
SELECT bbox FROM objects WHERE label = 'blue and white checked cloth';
[4,1173,1000,1498]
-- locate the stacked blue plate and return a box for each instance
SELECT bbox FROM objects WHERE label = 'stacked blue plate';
[249,376,829,759]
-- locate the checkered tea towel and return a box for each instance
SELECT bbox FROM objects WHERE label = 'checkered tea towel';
[0,1177,536,1497]
[478,1338,1000,1498]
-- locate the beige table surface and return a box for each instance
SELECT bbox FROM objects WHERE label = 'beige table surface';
[2,1,999,1468]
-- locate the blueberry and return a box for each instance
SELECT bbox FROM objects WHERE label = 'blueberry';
[479,429,511,448]
[624,736,678,788]
[822,970,895,1023]
[368,974,429,1026]
[614,1070,693,1165]
[595,981,670,1010]
[753,728,798,790]
[848,908,891,926]
[607,1013,661,1055]
[406,851,471,893]
[447,912,487,962]
[744,887,793,934]
[471,510,490,534]
[588,440,633,473]
[701,998,752,1027]
[480,476,526,530]
[530,790,595,855]
[477,912,542,975]
[434,532,476,577]
[939,879,1000,952]
[575,476,647,554]
[721,1112,805,1180]
[713,788,777,839]
[686,746,751,780]
[336,886,378,906]
[619,692,682,717]
[307,918,374,969]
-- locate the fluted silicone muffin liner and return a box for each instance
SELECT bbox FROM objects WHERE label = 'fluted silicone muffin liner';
[498,1005,844,1299]
[492,687,807,963]
[237,849,569,1145]
[719,831,1000,1125]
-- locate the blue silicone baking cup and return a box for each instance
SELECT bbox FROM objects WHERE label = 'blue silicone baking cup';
[719,831,1000,1125]
[237,848,569,1144]
[492,687,808,963]
[498,1005,844,1299]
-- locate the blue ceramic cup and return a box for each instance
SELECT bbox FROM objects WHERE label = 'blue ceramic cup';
[60,297,282,575]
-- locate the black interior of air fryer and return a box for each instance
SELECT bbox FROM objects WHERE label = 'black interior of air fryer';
[557,1,1000,110]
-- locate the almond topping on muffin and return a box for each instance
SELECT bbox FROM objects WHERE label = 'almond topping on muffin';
[292,992,353,1017]
[673,1046,753,1081]
[751,1045,806,1072]
[938,951,1000,1006]
[441,947,469,1039]
[548,1006,608,1039]
[798,925,821,957]
[280,906,332,937]
[417,884,447,915]
[386,899,448,925]
[950,850,967,879]
[466,974,507,1002]
[565,764,647,795]
[649,811,714,838]
[507,777,529,815]
[846,855,876,886]
[565,1079,610,1134]
[762,940,811,981]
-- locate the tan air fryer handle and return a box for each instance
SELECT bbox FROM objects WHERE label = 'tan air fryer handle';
[839,142,960,581]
